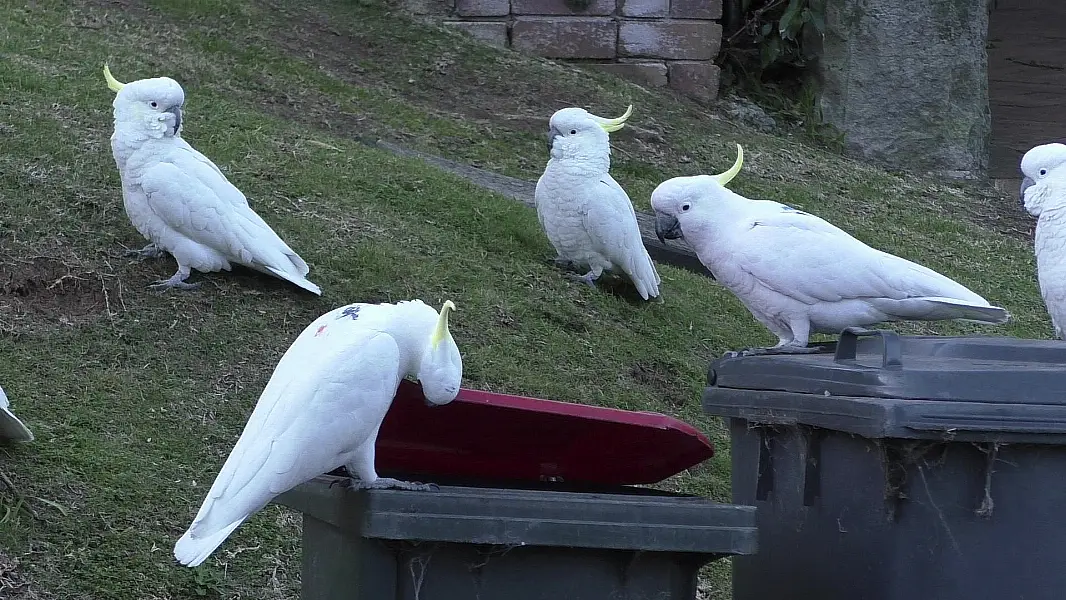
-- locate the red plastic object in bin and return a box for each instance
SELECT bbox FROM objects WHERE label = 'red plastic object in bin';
[374,380,715,486]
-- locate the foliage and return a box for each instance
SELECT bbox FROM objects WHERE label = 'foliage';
[719,0,834,146]
[722,0,826,77]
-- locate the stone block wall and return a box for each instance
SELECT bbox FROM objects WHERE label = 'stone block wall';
[408,0,723,101]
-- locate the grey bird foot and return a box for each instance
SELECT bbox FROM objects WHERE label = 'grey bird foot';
[724,345,827,358]
[348,477,440,492]
[123,243,167,261]
[148,271,201,291]
[566,271,599,289]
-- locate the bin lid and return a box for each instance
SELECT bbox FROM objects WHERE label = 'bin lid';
[703,328,1066,441]
[373,381,715,486]
[277,475,758,556]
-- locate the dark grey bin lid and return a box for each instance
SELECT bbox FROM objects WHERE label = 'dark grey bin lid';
[703,328,1066,442]
[276,475,757,556]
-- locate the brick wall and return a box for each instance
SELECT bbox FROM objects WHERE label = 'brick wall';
[407,0,723,101]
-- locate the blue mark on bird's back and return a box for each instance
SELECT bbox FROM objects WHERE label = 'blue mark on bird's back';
[781,205,809,215]
[336,305,362,321]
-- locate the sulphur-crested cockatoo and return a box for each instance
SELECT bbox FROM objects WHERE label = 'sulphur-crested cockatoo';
[102,65,321,294]
[534,105,661,300]
[1019,142,1066,338]
[652,144,1010,355]
[0,385,33,443]
[174,299,462,567]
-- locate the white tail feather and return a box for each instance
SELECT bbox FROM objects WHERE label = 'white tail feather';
[174,516,248,567]
[264,265,322,295]
[0,407,33,443]
[626,252,662,300]
[871,296,1011,324]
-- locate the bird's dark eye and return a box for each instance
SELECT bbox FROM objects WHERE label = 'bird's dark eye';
[681,203,691,212]
[569,129,577,135]
[1040,168,1048,176]
[150,101,158,108]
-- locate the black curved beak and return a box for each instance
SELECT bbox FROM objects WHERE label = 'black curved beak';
[655,212,683,244]
[546,126,559,152]
[1019,176,1034,207]
[168,106,183,134]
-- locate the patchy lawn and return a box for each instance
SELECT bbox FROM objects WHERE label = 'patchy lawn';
[0,0,1050,598]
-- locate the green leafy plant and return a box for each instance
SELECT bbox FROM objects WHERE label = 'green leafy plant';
[723,0,825,74]
[719,0,839,149]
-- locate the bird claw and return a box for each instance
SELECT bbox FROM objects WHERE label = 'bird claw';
[148,276,200,291]
[347,477,440,492]
[566,271,599,289]
[123,243,167,261]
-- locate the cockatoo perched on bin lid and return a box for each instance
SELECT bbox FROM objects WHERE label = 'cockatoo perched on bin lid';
[652,144,1010,356]
[534,104,662,300]
[102,64,321,294]
[174,299,462,567]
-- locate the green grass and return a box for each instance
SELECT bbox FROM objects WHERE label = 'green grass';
[0,0,1050,598]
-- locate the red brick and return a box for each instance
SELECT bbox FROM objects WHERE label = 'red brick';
[670,0,722,19]
[668,60,721,100]
[511,0,616,15]
[587,60,668,87]
[455,0,508,17]
[512,17,618,59]
[619,20,721,60]
[621,0,668,17]
[443,21,509,47]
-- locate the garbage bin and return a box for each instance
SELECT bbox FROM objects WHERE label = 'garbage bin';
[702,327,1066,600]
[274,381,759,600]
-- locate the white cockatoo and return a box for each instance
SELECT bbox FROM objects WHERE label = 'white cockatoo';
[534,105,661,300]
[174,299,463,567]
[102,65,321,294]
[652,144,1010,355]
[0,385,33,443]
[1019,142,1066,338]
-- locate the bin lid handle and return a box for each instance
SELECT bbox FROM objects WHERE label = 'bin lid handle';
[833,327,903,370]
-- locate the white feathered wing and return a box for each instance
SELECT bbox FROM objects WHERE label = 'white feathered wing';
[173,326,400,567]
[727,201,1008,323]
[582,177,661,300]
[134,144,320,294]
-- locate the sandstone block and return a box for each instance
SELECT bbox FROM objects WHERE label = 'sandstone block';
[670,0,722,19]
[511,0,616,15]
[512,17,618,59]
[621,0,668,17]
[455,0,508,17]
[619,20,721,60]
[816,0,991,173]
[443,21,509,47]
[668,60,721,101]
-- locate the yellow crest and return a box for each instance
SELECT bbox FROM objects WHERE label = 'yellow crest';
[430,300,456,348]
[713,144,744,187]
[596,104,634,133]
[103,63,126,93]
